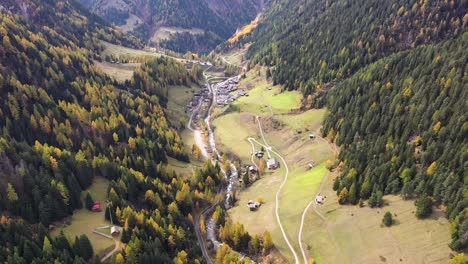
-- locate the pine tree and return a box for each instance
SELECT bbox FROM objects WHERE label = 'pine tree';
[73,236,81,258]
[7,183,19,203]
[338,187,348,204]
[79,235,94,260]
[243,170,250,187]
[262,231,273,254]
[368,190,384,208]
[415,194,432,218]
[86,192,94,210]
[266,68,272,79]
[348,182,358,204]
[43,236,52,253]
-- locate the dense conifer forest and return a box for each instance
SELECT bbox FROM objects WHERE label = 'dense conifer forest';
[245,0,466,98]
[0,0,217,262]
[323,35,467,250]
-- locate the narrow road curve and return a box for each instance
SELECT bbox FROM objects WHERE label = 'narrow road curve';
[298,132,338,262]
[194,203,218,264]
[248,116,300,264]
[255,116,271,158]
[247,138,259,170]
[298,171,328,263]
[101,241,123,262]
[220,55,247,72]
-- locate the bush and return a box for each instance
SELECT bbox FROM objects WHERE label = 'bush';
[383,212,393,227]
[256,197,265,204]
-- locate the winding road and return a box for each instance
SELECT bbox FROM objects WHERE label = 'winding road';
[190,65,245,263]
[248,116,301,264]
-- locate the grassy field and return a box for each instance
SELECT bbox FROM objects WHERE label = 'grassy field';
[226,92,451,263]
[166,84,199,128]
[95,41,165,83]
[277,109,327,132]
[101,41,163,59]
[94,61,140,82]
[120,14,142,32]
[222,47,247,66]
[168,157,202,179]
[222,94,333,262]
[212,112,257,161]
[51,177,115,255]
[233,70,302,116]
[152,27,204,42]
[301,173,453,263]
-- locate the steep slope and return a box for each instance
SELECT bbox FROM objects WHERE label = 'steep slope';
[0,0,216,262]
[77,0,265,52]
[245,0,466,98]
[323,34,467,251]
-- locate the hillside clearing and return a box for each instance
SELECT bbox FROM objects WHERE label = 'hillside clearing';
[302,173,453,263]
[152,27,205,43]
[50,177,115,255]
[101,41,163,59]
[277,109,327,132]
[94,61,140,82]
[166,84,199,128]
[212,112,257,161]
[233,73,302,115]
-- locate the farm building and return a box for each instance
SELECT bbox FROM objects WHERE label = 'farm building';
[255,151,264,158]
[248,166,257,174]
[247,200,260,211]
[267,158,279,170]
[309,134,316,140]
[111,226,120,236]
[315,195,324,204]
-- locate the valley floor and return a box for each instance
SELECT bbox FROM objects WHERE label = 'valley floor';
[212,54,453,263]
[70,42,453,264]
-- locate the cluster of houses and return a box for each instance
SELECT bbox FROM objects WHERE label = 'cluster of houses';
[214,76,246,108]
[186,85,212,114]
[186,75,247,117]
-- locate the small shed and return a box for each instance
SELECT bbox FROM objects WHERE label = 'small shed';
[315,196,324,204]
[255,151,264,158]
[267,158,279,170]
[111,226,120,236]
[309,134,316,140]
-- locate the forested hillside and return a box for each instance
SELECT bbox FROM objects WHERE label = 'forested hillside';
[323,34,467,250]
[0,0,215,262]
[77,0,264,53]
[245,0,466,98]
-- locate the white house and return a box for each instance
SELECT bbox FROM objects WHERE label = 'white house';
[267,158,279,170]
